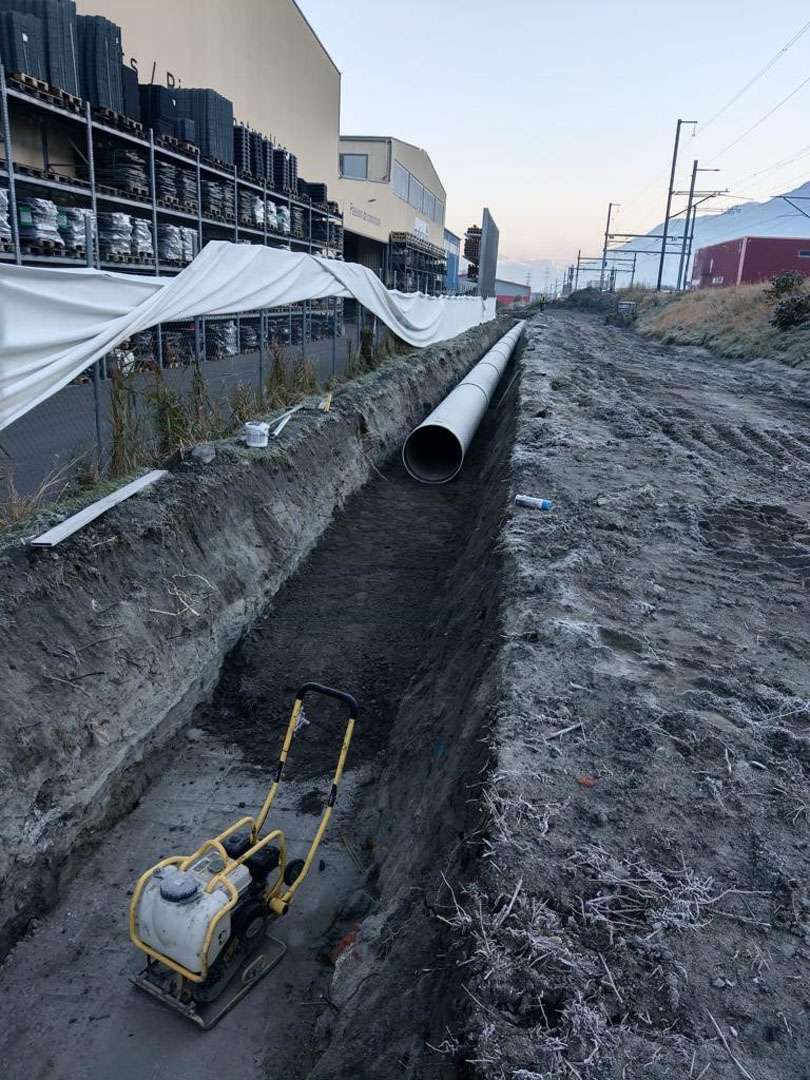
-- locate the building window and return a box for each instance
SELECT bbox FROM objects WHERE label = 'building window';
[409,174,424,210]
[393,158,443,225]
[799,250,810,257]
[340,153,368,179]
[393,160,409,199]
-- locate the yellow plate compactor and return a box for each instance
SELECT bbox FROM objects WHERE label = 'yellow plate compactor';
[129,682,358,1029]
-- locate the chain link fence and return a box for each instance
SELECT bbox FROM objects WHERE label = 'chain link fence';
[0,299,387,512]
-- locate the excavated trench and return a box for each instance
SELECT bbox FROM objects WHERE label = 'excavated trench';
[0,344,520,1080]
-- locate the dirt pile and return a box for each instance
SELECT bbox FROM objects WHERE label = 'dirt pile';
[0,316,511,958]
[455,311,810,1078]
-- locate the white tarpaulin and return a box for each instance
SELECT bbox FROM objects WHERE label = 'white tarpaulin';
[0,240,495,432]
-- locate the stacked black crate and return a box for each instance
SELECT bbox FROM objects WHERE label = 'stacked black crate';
[288,151,298,194]
[201,179,223,219]
[261,137,274,182]
[154,160,176,204]
[304,181,327,205]
[272,147,291,193]
[291,206,305,239]
[0,0,79,93]
[233,123,251,174]
[222,182,235,220]
[176,88,233,163]
[238,188,252,224]
[250,131,265,179]
[76,14,123,112]
[175,168,196,210]
[175,117,195,144]
[0,10,47,79]
[138,83,178,139]
[121,64,139,121]
[88,145,148,196]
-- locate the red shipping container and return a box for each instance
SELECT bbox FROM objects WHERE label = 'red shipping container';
[692,236,810,288]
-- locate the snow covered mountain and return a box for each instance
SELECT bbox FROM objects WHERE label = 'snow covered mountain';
[616,181,810,288]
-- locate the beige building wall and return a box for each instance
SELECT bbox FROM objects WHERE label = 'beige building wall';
[336,137,447,249]
[77,0,340,190]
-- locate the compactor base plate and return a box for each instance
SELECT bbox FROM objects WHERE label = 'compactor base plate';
[131,932,287,1030]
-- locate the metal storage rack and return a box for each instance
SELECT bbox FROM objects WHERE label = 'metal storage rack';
[387,231,446,295]
[0,63,344,364]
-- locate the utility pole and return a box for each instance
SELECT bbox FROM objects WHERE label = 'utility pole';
[656,118,697,291]
[677,160,699,291]
[574,249,581,291]
[600,202,619,291]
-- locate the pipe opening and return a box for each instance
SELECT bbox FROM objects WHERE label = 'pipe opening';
[402,424,464,484]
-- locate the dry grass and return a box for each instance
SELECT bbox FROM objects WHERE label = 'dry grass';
[632,283,810,365]
[0,457,83,529]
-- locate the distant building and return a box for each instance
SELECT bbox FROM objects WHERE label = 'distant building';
[444,229,461,291]
[692,236,810,288]
[495,277,531,306]
[334,135,447,293]
[458,274,530,305]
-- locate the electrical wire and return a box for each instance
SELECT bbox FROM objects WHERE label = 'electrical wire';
[621,19,810,219]
[707,71,810,163]
[732,143,810,187]
[697,19,810,137]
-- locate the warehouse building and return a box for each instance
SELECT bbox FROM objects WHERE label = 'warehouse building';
[335,135,448,293]
[78,0,340,189]
[1,0,454,298]
[692,236,810,288]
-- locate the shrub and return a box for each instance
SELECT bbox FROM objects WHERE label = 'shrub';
[108,363,142,477]
[228,382,264,425]
[771,292,810,330]
[148,368,191,456]
[765,270,806,302]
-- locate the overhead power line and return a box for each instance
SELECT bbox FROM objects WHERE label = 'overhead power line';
[697,19,810,137]
[707,71,810,163]
[620,19,810,223]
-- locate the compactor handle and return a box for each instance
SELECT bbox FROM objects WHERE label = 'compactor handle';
[296,682,359,719]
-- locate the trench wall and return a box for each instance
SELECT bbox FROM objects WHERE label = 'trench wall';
[0,316,511,957]
[307,336,522,1078]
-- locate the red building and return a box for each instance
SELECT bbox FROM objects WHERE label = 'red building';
[692,236,810,289]
[458,273,531,304]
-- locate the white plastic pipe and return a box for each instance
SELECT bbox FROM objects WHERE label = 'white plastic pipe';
[402,321,525,484]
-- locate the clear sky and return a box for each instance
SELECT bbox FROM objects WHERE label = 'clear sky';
[299,0,810,286]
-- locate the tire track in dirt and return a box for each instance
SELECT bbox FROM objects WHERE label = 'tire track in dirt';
[460,310,810,1080]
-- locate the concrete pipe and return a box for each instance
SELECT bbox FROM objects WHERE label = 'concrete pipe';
[402,321,525,484]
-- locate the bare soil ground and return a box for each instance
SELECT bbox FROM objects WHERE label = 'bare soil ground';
[456,311,810,1079]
